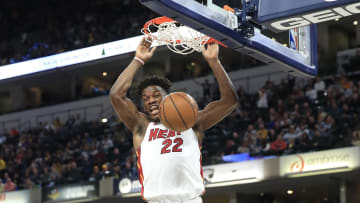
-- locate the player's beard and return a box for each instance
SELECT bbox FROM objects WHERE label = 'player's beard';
[147,114,160,123]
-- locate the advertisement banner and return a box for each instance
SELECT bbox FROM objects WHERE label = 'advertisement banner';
[0,35,144,81]
[43,184,97,203]
[203,159,265,187]
[115,159,266,195]
[114,178,142,196]
[280,146,360,176]
[0,189,41,203]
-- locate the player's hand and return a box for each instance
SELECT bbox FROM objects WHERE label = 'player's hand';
[202,43,219,64]
[136,37,157,63]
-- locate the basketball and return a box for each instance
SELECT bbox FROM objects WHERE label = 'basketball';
[159,92,198,132]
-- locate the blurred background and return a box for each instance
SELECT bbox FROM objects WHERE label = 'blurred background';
[0,0,360,203]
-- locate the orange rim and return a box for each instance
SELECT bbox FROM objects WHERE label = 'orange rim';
[143,16,175,35]
[143,16,228,48]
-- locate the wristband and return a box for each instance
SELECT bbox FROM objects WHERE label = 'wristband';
[134,56,145,65]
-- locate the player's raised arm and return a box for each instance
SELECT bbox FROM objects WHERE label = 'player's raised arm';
[110,37,156,133]
[195,43,239,134]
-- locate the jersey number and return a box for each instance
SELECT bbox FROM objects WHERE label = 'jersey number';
[161,138,183,154]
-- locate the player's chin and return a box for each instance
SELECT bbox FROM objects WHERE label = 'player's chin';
[150,114,160,122]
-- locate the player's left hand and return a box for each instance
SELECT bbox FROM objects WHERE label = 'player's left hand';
[202,43,219,63]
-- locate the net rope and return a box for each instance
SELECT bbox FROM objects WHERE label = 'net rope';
[142,21,210,55]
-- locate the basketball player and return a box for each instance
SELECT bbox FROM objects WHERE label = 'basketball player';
[110,37,238,203]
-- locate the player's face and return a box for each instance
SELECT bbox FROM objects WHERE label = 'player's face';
[142,86,166,121]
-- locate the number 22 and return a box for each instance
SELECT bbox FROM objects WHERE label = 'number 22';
[161,138,183,154]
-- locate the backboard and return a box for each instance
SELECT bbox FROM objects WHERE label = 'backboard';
[138,0,359,78]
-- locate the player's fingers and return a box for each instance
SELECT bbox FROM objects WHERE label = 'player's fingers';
[144,38,153,47]
[139,37,146,46]
[202,44,208,52]
[208,42,218,48]
[149,46,157,54]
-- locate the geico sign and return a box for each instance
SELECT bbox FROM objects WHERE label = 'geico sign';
[271,2,360,31]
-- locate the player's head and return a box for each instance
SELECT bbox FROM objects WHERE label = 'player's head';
[136,75,172,121]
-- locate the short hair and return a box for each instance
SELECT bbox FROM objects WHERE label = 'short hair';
[136,75,172,96]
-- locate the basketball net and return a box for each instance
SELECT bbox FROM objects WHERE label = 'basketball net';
[142,17,225,55]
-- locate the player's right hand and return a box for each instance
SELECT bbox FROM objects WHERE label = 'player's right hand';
[136,37,157,63]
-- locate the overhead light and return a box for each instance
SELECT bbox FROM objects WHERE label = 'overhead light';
[353,20,358,26]
[287,190,294,195]
[324,0,337,2]
[335,18,339,22]
[102,72,108,76]
[101,118,108,123]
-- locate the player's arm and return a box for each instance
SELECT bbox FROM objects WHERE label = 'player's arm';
[110,38,157,133]
[195,43,239,133]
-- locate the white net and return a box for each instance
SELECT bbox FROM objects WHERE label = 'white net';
[142,20,210,55]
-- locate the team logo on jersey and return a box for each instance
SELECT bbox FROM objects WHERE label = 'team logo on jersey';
[148,128,182,141]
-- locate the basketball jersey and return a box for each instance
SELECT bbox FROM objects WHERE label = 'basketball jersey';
[136,122,205,203]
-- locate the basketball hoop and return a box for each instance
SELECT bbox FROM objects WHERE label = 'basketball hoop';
[142,16,225,55]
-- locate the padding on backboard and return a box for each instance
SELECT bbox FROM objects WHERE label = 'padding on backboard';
[139,0,318,78]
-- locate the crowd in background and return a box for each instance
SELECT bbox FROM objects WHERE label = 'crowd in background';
[0,115,136,192]
[0,0,156,65]
[205,74,360,162]
[1,73,360,191]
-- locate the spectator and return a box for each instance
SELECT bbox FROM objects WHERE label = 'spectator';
[271,134,287,155]
[0,156,5,171]
[257,122,268,142]
[352,130,360,146]
[0,179,3,192]
[89,166,102,182]
[257,87,268,109]
[4,178,16,192]
[101,164,112,178]
[312,130,330,150]
[283,125,300,141]
[305,85,317,101]
[297,133,311,152]
[0,134,6,144]
[224,139,236,155]
[67,161,82,183]
[113,165,121,179]
[102,135,114,153]
[195,78,212,99]
[23,178,35,189]
[53,118,63,131]
[65,115,76,129]
[314,77,326,92]
[237,139,250,153]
